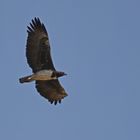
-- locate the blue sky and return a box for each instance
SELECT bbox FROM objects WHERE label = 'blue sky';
[0,0,140,140]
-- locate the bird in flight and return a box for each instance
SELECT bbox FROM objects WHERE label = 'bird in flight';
[19,17,68,105]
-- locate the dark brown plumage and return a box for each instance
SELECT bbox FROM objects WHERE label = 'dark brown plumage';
[19,17,67,105]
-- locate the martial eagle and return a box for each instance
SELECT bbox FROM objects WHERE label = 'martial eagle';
[19,17,68,105]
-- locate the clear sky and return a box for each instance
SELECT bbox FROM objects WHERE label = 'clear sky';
[0,0,140,140]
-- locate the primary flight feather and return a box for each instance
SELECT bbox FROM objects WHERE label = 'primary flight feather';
[19,17,68,105]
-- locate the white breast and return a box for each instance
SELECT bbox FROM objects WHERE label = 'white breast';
[32,70,56,80]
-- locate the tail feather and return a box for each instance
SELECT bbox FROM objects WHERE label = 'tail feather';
[19,75,33,83]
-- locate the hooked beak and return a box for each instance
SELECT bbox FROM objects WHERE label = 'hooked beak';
[63,73,67,76]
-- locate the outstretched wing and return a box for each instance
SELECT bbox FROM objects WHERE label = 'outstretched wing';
[26,17,55,73]
[36,80,68,105]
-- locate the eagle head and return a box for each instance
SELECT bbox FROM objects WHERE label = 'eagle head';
[51,71,67,78]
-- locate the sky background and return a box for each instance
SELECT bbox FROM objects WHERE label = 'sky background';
[0,0,140,140]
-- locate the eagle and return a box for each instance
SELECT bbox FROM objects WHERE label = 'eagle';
[19,17,68,105]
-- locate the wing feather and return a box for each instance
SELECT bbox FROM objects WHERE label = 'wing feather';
[36,80,68,105]
[26,17,55,73]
